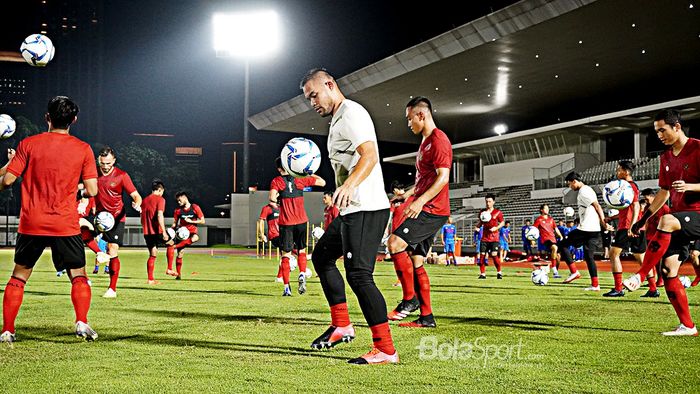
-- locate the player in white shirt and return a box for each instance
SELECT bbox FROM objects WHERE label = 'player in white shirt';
[300,68,397,365]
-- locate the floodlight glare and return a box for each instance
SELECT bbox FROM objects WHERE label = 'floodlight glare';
[494,124,507,135]
[213,11,280,58]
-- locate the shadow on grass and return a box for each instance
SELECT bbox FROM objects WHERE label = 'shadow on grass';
[114,285,275,297]
[440,315,645,333]
[131,309,330,327]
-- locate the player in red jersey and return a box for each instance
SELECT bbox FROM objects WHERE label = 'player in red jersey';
[258,199,283,281]
[95,147,142,298]
[141,180,170,285]
[75,182,111,276]
[603,161,648,297]
[387,96,451,328]
[166,191,205,280]
[0,96,99,344]
[624,109,700,335]
[269,158,325,296]
[637,187,668,297]
[476,194,506,279]
[533,204,563,278]
[323,191,340,229]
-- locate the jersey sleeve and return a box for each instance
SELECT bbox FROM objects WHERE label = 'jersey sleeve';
[173,208,180,223]
[344,106,377,149]
[270,176,284,191]
[259,205,270,220]
[579,187,597,207]
[495,210,504,223]
[193,204,204,219]
[6,139,28,178]
[121,171,137,195]
[433,133,453,169]
[299,176,318,188]
[157,197,165,212]
[658,154,670,190]
[81,145,98,180]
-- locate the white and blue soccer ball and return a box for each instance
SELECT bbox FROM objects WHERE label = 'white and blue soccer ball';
[280,137,321,178]
[563,206,575,217]
[525,226,540,241]
[94,211,115,233]
[0,114,16,139]
[176,226,190,241]
[680,275,691,289]
[602,179,634,209]
[312,226,325,241]
[166,227,176,241]
[531,269,549,286]
[20,34,55,67]
[479,210,492,223]
[289,255,298,271]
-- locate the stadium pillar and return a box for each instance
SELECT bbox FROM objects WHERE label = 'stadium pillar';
[243,60,250,191]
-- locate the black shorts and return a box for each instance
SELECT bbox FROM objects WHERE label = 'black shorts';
[542,240,557,250]
[101,221,125,246]
[691,239,700,251]
[270,236,282,249]
[612,229,646,253]
[480,241,500,254]
[392,211,447,257]
[14,234,86,271]
[601,231,612,247]
[144,234,167,249]
[665,211,700,261]
[280,223,307,253]
[559,229,600,251]
[313,209,389,270]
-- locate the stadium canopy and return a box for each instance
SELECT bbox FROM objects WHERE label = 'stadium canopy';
[250,0,700,151]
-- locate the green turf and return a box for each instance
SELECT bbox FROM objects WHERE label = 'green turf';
[0,249,698,393]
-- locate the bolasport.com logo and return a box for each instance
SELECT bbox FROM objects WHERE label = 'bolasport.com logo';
[415,336,543,367]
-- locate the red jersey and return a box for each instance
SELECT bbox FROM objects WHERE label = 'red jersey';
[414,128,452,216]
[534,215,557,243]
[140,193,166,235]
[391,200,407,232]
[324,204,340,228]
[78,197,96,218]
[174,204,204,234]
[659,138,700,212]
[646,204,671,240]
[259,204,280,239]
[270,175,316,226]
[617,180,639,230]
[479,208,504,243]
[96,167,137,222]
[6,132,97,236]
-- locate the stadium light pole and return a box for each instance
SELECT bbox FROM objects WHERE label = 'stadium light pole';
[213,10,280,192]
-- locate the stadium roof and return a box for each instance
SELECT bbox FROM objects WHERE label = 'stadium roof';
[250,0,700,146]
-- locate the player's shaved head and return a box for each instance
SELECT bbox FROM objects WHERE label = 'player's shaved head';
[406,96,433,114]
[299,68,334,90]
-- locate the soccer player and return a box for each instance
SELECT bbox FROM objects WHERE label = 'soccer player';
[141,180,170,285]
[623,109,700,335]
[269,158,325,296]
[323,191,339,229]
[387,96,451,330]
[76,182,110,275]
[637,187,666,297]
[301,68,397,364]
[0,96,99,344]
[603,161,646,297]
[95,147,142,298]
[559,172,613,290]
[476,194,505,279]
[258,199,283,282]
[441,217,457,266]
[499,221,512,262]
[534,204,563,277]
[521,219,533,257]
[166,192,205,280]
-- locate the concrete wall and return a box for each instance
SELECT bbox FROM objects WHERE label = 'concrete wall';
[483,153,575,188]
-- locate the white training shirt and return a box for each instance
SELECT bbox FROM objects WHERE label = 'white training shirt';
[328,99,390,216]
[577,184,601,232]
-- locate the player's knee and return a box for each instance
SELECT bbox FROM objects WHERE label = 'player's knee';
[658,214,681,232]
[387,235,406,254]
[346,269,373,290]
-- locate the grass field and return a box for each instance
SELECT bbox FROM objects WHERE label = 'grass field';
[0,248,699,393]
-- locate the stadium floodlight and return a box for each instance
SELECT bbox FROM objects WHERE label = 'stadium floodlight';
[494,124,507,135]
[213,10,280,191]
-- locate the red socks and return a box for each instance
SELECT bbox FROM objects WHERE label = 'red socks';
[281,256,290,285]
[2,277,25,333]
[479,255,486,274]
[176,257,183,276]
[330,302,351,327]
[492,256,502,272]
[369,322,395,355]
[166,246,175,270]
[638,231,671,281]
[591,276,599,288]
[568,262,579,274]
[108,257,121,291]
[147,256,156,281]
[665,276,695,328]
[692,263,700,287]
[298,252,307,274]
[71,276,91,323]
[276,263,283,279]
[613,272,623,292]
[391,251,415,301]
[80,228,100,253]
[648,274,657,292]
[414,266,432,316]
[174,238,193,250]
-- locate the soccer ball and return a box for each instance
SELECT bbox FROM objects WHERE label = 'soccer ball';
[312,226,325,240]
[531,269,549,286]
[563,206,575,217]
[680,275,691,288]
[607,208,619,217]
[479,210,491,223]
[602,179,634,209]
[280,137,321,178]
[20,34,55,67]
[94,211,115,233]
[525,226,540,241]
[166,227,176,241]
[0,115,16,139]
[305,268,313,278]
[176,227,190,241]
[289,255,298,271]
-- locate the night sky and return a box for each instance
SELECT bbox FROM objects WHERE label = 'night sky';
[0,0,518,211]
